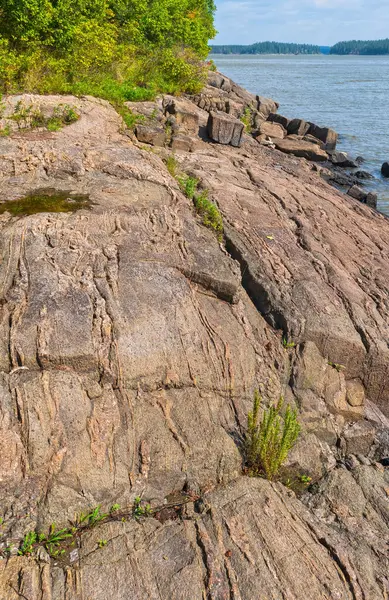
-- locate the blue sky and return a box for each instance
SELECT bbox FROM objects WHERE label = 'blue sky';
[213,0,389,46]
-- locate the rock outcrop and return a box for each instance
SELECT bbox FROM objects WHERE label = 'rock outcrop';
[0,86,388,599]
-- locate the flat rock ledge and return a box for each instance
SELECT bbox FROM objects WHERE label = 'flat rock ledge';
[0,89,388,600]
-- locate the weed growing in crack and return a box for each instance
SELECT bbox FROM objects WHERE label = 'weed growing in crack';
[282,336,296,349]
[245,390,300,481]
[6,102,79,133]
[194,189,223,239]
[178,174,199,200]
[240,106,254,133]
[1,493,198,561]
[165,154,178,178]
[133,496,153,521]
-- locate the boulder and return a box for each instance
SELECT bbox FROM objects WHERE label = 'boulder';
[274,138,328,162]
[348,186,378,208]
[308,123,338,151]
[303,134,326,149]
[135,124,166,147]
[330,151,358,168]
[163,98,199,133]
[355,170,373,180]
[124,100,163,122]
[381,162,389,177]
[207,71,232,93]
[287,119,310,136]
[257,95,279,120]
[258,121,286,139]
[207,111,245,147]
[267,113,291,130]
[348,185,366,202]
[170,134,197,153]
[343,421,377,456]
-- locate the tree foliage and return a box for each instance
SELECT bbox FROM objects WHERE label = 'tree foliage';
[0,0,217,97]
[330,38,389,55]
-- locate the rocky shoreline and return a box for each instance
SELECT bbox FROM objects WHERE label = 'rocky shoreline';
[0,76,388,598]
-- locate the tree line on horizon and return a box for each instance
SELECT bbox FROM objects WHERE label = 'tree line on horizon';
[211,41,321,55]
[330,39,389,55]
[211,38,389,56]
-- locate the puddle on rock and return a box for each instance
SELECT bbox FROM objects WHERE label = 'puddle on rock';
[0,188,92,216]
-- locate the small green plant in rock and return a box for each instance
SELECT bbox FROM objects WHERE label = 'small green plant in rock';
[98,539,108,548]
[18,531,38,556]
[282,336,296,349]
[299,474,312,485]
[179,175,199,200]
[246,391,300,481]
[328,361,345,372]
[78,505,109,528]
[0,124,10,137]
[194,189,223,238]
[240,106,253,133]
[165,154,178,178]
[133,496,152,521]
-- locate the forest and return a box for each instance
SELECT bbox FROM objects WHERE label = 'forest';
[330,39,389,55]
[0,0,216,100]
[211,41,321,55]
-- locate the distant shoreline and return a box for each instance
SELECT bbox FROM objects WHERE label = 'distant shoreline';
[211,39,389,56]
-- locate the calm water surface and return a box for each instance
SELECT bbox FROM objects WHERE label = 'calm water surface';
[210,54,389,213]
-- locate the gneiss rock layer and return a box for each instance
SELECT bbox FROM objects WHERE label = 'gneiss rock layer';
[0,90,388,599]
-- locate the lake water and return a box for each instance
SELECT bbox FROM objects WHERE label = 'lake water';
[210,54,389,213]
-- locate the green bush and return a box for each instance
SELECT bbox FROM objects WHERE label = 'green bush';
[0,0,216,99]
[246,391,300,481]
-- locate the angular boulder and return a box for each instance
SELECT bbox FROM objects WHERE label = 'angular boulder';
[274,138,328,162]
[330,151,358,168]
[257,95,279,120]
[287,119,310,136]
[135,124,166,147]
[259,121,286,139]
[348,185,378,208]
[170,134,197,153]
[207,111,245,147]
[163,98,200,134]
[308,123,338,151]
[381,161,389,177]
[268,112,291,130]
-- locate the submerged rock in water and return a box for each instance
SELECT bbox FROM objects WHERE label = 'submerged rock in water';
[381,161,389,177]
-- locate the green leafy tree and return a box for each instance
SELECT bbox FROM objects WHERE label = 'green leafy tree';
[0,0,216,96]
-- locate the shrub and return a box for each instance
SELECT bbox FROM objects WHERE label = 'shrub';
[246,391,300,480]
[0,0,217,99]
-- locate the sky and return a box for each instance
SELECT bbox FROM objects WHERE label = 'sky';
[213,0,389,46]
